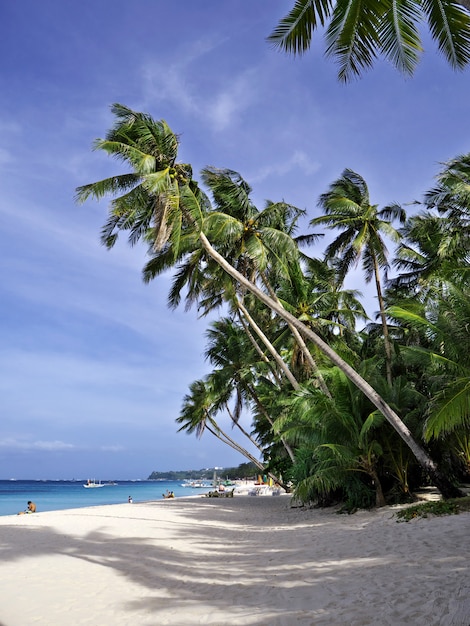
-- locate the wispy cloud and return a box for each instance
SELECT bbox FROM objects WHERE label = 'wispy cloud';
[251,150,321,183]
[0,439,75,451]
[142,39,262,131]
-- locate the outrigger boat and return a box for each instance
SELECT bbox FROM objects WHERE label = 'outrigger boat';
[180,481,212,488]
[83,479,104,488]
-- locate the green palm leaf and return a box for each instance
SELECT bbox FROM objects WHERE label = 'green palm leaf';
[378,0,422,74]
[326,0,383,81]
[267,0,334,54]
[425,377,470,439]
[422,0,470,69]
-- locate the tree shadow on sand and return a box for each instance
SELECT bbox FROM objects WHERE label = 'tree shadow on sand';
[0,498,467,624]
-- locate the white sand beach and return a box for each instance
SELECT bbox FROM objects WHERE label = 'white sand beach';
[0,495,468,626]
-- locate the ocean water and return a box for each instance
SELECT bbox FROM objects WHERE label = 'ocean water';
[0,479,212,517]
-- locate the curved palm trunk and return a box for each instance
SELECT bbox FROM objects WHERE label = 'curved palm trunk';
[199,231,464,499]
[204,418,286,488]
[236,297,300,389]
[204,421,263,469]
[372,256,393,386]
[262,276,332,398]
[236,310,284,388]
[225,403,264,453]
[245,381,296,463]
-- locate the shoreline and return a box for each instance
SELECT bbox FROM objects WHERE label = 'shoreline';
[0,495,468,625]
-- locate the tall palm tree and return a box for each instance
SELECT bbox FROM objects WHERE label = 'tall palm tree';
[268,0,470,82]
[205,316,297,462]
[176,377,265,470]
[201,167,332,395]
[273,255,368,380]
[423,152,470,275]
[311,168,405,386]
[76,104,463,499]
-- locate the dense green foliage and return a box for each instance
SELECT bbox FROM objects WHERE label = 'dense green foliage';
[79,106,470,510]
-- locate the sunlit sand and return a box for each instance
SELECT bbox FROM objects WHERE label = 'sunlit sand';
[0,495,468,625]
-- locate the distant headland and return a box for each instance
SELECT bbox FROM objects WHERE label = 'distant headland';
[147,462,257,482]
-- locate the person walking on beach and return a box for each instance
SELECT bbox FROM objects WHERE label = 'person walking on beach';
[128,495,133,503]
[18,501,36,515]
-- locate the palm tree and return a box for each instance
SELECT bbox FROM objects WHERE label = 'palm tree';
[268,0,470,82]
[423,152,470,275]
[176,377,265,470]
[205,316,297,463]
[200,167,332,395]
[388,282,470,473]
[76,104,463,499]
[311,168,405,386]
[278,368,388,507]
[273,255,368,380]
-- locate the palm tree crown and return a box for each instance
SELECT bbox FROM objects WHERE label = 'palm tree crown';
[311,168,405,385]
[268,0,470,81]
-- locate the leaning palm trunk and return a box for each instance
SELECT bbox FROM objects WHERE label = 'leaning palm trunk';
[373,256,393,386]
[234,299,299,461]
[225,403,265,454]
[235,309,284,388]
[262,276,332,398]
[204,422,263,470]
[245,381,296,463]
[198,231,463,499]
[205,419,285,488]
[236,297,300,390]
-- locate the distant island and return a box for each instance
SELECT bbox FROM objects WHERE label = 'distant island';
[148,462,258,482]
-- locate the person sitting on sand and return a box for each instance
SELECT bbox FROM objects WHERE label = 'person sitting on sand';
[18,501,36,515]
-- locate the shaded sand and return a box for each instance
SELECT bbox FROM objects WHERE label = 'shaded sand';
[0,496,468,625]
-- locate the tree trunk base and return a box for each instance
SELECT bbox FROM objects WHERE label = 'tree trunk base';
[428,467,465,500]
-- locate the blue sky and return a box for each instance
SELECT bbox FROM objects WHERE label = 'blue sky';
[1,1,469,479]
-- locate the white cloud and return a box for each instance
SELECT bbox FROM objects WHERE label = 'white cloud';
[207,69,259,131]
[141,38,224,116]
[251,150,321,183]
[100,445,125,452]
[141,39,262,131]
[0,438,75,451]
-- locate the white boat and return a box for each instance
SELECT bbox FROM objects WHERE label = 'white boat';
[83,479,104,488]
[181,481,212,488]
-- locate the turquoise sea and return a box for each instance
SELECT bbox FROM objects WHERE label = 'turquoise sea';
[0,479,211,517]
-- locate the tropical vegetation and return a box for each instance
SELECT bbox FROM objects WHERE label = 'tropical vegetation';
[77,104,469,510]
[268,0,470,82]
[395,496,470,521]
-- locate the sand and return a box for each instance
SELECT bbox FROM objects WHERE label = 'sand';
[0,495,468,626]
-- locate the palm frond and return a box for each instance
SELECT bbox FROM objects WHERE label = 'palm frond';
[378,0,422,74]
[421,0,470,69]
[425,377,470,439]
[326,0,382,82]
[267,0,334,54]
[75,173,139,203]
